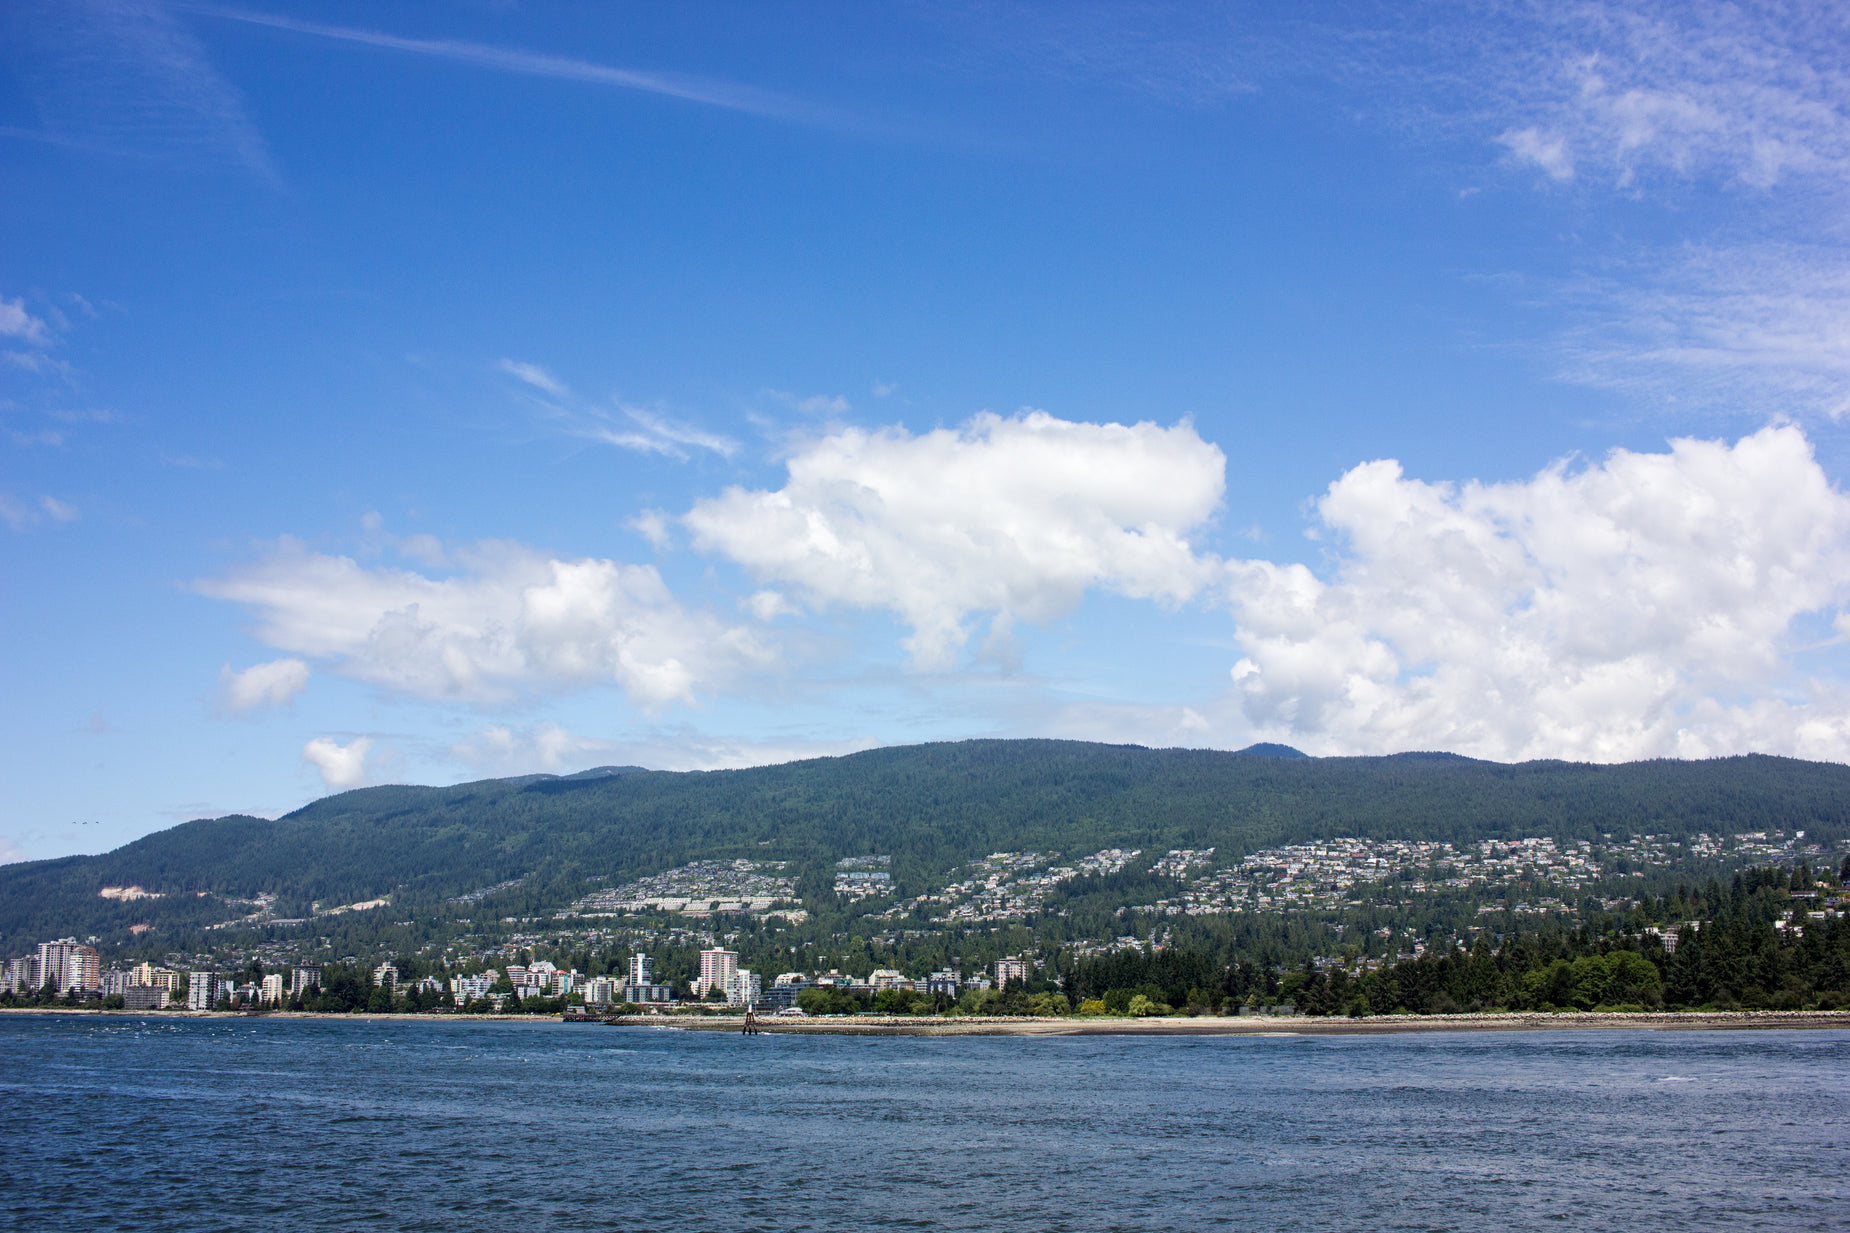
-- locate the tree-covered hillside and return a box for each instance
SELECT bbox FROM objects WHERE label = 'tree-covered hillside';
[4,739,1848,954]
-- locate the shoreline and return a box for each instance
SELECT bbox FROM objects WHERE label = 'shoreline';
[659,1009,1850,1036]
[6,1006,1849,1035]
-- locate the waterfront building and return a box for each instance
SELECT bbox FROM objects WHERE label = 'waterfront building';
[756,980,807,1009]
[996,958,1031,989]
[261,973,285,1004]
[725,968,761,1007]
[291,965,322,995]
[373,962,398,989]
[450,973,496,1003]
[37,939,101,995]
[4,955,39,994]
[130,962,181,992]
[925,969,962,999]
[186,972,221,1010]
[869,969,907,991]
[123,986,169,1010]
[584,976,621,1005]
[622,978,674,1004]
[629,953,654,986]
[698,948,738,998]
[101,970,135,997]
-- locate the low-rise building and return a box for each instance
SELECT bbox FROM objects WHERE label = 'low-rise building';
[123,985,169,1011]
[451,973,496,1003]
[925,969,962,999]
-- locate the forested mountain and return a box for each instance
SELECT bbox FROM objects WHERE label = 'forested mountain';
[5,739,1849,954]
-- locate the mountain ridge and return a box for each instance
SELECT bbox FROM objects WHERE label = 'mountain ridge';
[3,738,1846,953]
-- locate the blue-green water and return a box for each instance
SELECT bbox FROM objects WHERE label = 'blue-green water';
[2,1016,1844,1231]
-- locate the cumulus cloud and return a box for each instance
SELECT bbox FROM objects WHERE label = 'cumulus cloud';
[302,736,373,790]
[196,540,774,707]
[683,410,1226,668]
[218,658,310,713]
[1226,425,1850,762]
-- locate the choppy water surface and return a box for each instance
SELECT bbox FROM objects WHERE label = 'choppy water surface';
[2,1017,1844,1232]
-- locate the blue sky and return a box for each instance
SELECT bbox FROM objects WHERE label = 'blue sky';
[6,1,1850,862]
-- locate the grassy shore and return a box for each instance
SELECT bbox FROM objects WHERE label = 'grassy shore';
[7,1006,1850,1035]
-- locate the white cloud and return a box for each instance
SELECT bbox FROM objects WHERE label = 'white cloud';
[0,297,48,345]
[499,358,569,396]
[595,404,738,459]
[38,495,77,522]
[196,539,774,707]
[1555,243,1850,417]
[1485,7,1850,192]
[452,722,609,777]
[765,389,853,416]
[1226,425,1850,762]
[302,736,374,790]
[13,0,275,180]
[1498,125,1574,179]
[1,493,77,530]
[498,357,736,459]
[450,721,882,778]
[218,658,310,713]
[204,9,842,130]
[683,410,1226,668]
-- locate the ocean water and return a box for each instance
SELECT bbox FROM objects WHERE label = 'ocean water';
[1,1016,1844,1232]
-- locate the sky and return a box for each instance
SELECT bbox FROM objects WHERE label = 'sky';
[6,1,1850,864]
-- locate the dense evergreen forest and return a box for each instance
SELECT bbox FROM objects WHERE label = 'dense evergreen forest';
[5,739,1850,955]
[1066,862,1850,1015]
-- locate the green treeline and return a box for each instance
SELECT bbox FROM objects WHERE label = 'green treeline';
[1066,864,1850,1015]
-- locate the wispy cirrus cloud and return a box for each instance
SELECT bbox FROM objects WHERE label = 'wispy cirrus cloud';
[196,6,850,130]
[500,357,738,459]
[1,493,79,531]
[5,0,275,180]
[1553,243,1850,418]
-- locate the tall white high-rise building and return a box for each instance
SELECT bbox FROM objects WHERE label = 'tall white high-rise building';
[36,939,99,995]
[698,948,738,997]
[995,958,1031,989]
[629,953,653,987]
[260,973,285,1004]
[725,969,761,1008]
[187,971,221,1010]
